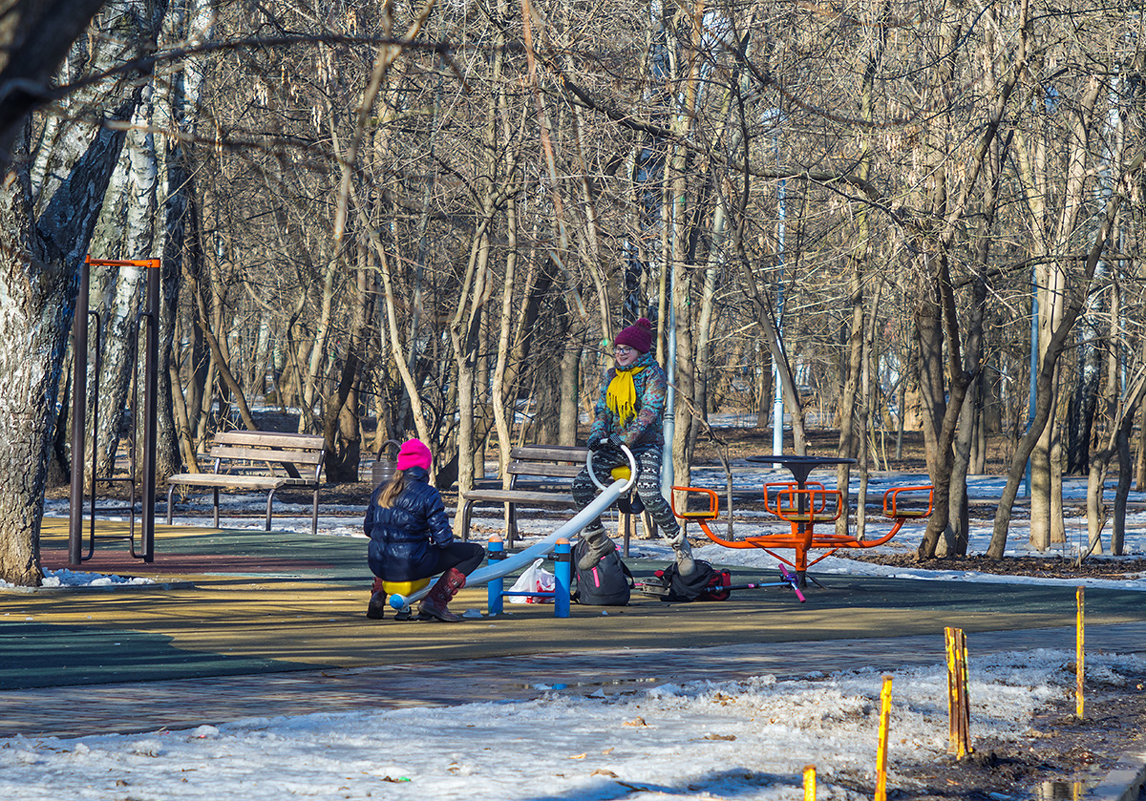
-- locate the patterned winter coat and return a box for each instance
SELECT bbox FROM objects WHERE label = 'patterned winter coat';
[587,351,667,451]
[364,467,452,581]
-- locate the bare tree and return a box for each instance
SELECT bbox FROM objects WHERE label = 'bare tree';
[0,0,164,586]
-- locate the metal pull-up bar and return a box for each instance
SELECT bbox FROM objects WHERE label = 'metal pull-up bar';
[68,256,161,565]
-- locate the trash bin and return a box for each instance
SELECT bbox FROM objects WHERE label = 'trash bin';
[371,440,401,488]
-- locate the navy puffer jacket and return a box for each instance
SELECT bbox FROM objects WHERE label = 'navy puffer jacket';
[364,467,453,581]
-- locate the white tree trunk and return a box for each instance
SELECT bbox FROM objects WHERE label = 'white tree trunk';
[0,0,164,585]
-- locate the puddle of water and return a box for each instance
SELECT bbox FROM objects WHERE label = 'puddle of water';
[1033,780,1085,801]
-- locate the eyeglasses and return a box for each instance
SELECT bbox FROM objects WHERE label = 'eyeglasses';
[614,345,635,354]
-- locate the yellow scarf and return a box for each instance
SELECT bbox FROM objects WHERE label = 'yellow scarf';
[606,366,645,426]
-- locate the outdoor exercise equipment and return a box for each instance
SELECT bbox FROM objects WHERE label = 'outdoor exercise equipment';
[68,255,161,565]
[672,458,933,589]
[388,445,638,614]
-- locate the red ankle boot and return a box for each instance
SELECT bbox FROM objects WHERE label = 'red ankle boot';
[418,568,466,622]
[367,577,387,620]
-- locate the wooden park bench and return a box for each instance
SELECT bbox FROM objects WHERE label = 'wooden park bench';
[165,430,327,535]
[458,444,649,551]
[458,444,587,546]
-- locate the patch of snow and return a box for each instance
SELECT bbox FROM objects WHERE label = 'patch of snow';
[0,568,154,589]
[3,649,1140,800]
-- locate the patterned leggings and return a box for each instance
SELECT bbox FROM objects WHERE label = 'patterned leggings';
[571,446,680,539]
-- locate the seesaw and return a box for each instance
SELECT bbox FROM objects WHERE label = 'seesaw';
[387,445,638,613]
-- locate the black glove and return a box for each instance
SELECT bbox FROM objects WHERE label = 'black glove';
[587,436,605,452]
[594,435,625,460]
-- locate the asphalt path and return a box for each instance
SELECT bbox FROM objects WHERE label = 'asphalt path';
[2,519,1144,740]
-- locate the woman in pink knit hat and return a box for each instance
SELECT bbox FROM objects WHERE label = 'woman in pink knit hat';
[571,318,694,577]
[363,438,485,622]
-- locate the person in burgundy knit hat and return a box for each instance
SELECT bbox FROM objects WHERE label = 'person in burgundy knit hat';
[571,317,695,577]
[363,438,485,622]
[613,317,654,355]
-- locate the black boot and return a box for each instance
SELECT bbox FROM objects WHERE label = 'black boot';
[366,577,386,620]
[577,528,616,570]
[418,568,467,622]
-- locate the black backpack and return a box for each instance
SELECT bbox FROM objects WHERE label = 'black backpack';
[572,539,633,605]
[652,560,731,602]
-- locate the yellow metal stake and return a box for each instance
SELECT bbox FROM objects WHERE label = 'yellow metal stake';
[945,627,972,758]
[960,631,971,756]
[803,764,816,801]
[945,628,957,754]
[1076,586,1085,719]
[875,675,892,801]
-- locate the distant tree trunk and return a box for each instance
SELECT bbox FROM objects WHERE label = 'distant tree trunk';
[988,148,1140,558]
[534,299,570,444]
[916,0,1027,559]
[914,285,947,471]
[755,342,772,431]
[1112,407,1134,556]
[1083,270,1127,556]
[321,254,370,483]
[666,4,703,493]
[1067,312,1103,475]
[836,252,865,536]
[1026,77,1102,550]
[969,367,988,475]
[835,6,882,537]
[940,131,1004,556]
[558,333,582,446]
[491,173,519,479]
[1086,370,1146,559]
[690,211,721,458]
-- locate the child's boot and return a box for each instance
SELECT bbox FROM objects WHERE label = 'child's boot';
[366,577,387,619]
[418,568,466,622]
[668,530,695,576]
[577,527,616,569]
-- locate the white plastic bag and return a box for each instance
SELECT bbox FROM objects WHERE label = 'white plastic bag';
[508,559,555,604]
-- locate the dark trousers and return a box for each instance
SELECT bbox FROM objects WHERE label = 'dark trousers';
[571,446,679,538]
[371,542,485,596]
[429,541,485,577]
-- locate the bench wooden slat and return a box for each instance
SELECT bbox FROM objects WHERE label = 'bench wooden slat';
[462,488,579,506]
[168,473,319,487]
[213,431,324,449]
[166,473,291,490]
[506,461,583,479]
[509,445,588,462]
[208,444,325,465]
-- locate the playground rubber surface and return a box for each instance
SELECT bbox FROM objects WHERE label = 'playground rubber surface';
[4,517,1146,745]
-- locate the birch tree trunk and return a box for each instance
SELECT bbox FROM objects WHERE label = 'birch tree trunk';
[151,0,212,481]
[87,100,154,483]
[0,0,164,586]
[1029,77,1101,551]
